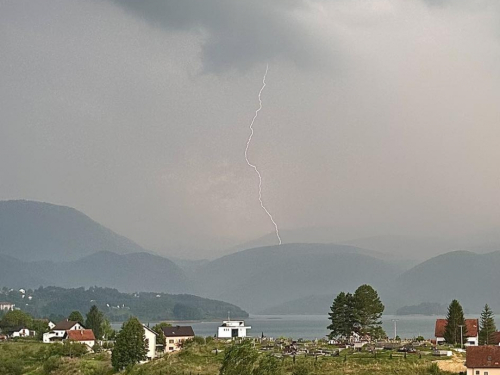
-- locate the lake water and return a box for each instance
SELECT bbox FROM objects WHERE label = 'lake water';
[123,314,497,341]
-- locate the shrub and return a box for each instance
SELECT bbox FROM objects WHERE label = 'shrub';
[42,356,62,375]
[0,358,24,375]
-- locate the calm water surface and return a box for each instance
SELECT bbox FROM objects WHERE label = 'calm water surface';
[114,314,497,340]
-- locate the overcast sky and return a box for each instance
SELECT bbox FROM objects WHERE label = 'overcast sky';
[2,0,500,258]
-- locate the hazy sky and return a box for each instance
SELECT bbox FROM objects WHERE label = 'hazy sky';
[2,0,500,258]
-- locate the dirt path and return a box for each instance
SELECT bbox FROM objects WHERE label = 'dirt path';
[434,355,466,373]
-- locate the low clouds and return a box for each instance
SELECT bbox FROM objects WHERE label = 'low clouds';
[2,0,500,258]
[111,0,329,72]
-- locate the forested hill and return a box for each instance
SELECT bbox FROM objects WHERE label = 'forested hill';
[0,200,147,261]
[0,286,248,322]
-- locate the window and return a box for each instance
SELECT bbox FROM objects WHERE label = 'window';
[169,347,174,351]
[484,372,488,375]
[476,371,479,374]
[169,339,174,343]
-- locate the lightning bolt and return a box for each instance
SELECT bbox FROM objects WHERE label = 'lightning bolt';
[244,64,282,245]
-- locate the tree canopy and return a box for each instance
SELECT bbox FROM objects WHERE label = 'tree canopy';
[68,311,84,324]
[444,299,467,346]
[111,317,147,371]
[479,304,496,345]
[0,310,33,332]
[328,285,385,340]
[85,305,104,340]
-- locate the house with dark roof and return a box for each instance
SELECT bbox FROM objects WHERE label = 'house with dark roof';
[7,326,36,338]
[162,326,195,353]
[435,318,479,346]
[466,346,500,375]
[64,329,96,349]
[43,319,85,343]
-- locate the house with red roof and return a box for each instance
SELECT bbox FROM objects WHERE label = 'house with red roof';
[64,329,96,349]
[42,319,85,343]
[435,318,479,346]
[466,346,500,375]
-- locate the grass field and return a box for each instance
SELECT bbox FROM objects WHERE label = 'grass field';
[0,339,464,375]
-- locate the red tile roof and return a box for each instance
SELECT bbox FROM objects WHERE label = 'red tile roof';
[466,346,500,368]
[65,329,95,342]
[492,332,500,345]
[434,318,478,338]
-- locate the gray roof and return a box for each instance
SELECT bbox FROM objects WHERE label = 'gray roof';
[162,326,194,337]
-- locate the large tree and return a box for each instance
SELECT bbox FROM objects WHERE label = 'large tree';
[479,304,496,345]
[68,311,84,324]
[0,310,33,332]
[444,299,467,346]
[111,317,147,371]
[352,284,385,338]
[327,292,355,339]
[85,305,104,340]
[151,322,171,349]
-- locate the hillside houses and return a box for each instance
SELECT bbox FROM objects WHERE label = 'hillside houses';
[43,319,85,343]
[0,301,15,311]
[64,329,96,349]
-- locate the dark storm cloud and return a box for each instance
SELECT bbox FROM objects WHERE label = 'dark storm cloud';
[111,0,328,72]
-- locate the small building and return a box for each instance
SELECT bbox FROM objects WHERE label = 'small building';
[162,326,195,353]
[466,346,500,375]
[435,318,479,346]
[43,320,85,343]
[0,302,15,311]
[8,326,36,338]
[64,329,96,350]
[217,320,251,339]
[143,325,158,360]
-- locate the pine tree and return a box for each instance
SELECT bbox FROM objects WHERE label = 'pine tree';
[327,292,355,339]
[85,305,104,340]
[479,304,496,345]
[352,284,385,338]
[111,317,147,371]
[444,299,467,346]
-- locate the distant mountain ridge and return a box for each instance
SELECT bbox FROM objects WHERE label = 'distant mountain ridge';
[0,250,193,294]
[0,200,147,261]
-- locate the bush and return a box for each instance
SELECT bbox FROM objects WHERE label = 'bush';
[192,336,206,345]
[291,361,310,375]
[42,356,62,375]
[0,358,24,375]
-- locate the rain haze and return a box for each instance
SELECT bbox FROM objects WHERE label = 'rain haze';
[2,0,500,260]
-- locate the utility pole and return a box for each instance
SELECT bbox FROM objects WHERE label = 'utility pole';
[392,319,399,340]
[458,325,464,349]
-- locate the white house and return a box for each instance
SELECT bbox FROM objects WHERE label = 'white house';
[0,302,15,311]
[162,326,195,353]
[9,327,36,338]
[466,346,500,375]
[64,329,96,350]
[435,318,479,346]
[43,320,85,343]
[217,320,251,339]
[143,325,158,360]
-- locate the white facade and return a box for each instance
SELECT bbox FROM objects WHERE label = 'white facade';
[11,328,35,338]
[143,325,158,360]
[0,302,15,311]
[217,320,251,339]
[43,322,84,343]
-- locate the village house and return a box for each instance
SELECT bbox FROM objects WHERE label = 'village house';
[143,325,158,360]
[217,320,251,339]
[162,325,195,353]
[0,302,15,311]
[435,318,479,346]
[43,319,85,343]
[64,329,96,350]
[8,326,36,338]
[466,346,500,375]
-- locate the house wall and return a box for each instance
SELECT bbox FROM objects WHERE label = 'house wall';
[165,336,193,353]
[218,327,249,338]
[467,368,500,375]
[144,329,157,359]
[466,336,479,346]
